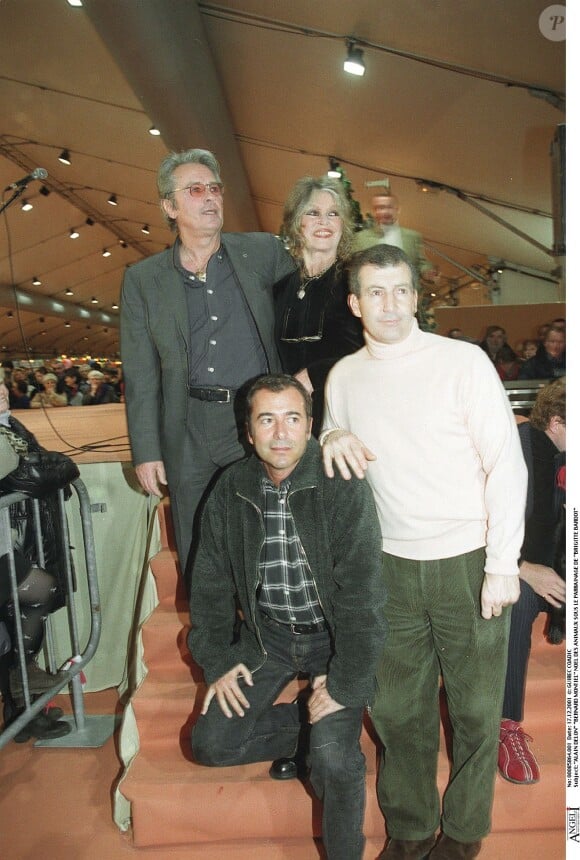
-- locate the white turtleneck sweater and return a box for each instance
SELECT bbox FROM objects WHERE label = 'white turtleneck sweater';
[323,320,526,576]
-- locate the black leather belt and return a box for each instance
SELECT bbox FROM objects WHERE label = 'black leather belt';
[188,385,236,403]
[261,613,327,635]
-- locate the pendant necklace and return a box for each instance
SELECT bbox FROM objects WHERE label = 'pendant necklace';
[297,261,334,300]
[181,239,219,282]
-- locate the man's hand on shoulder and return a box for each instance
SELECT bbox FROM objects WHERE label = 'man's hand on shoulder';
[201,663,254,718]
[321,429,376,480]
[480,574,520,619]
[135,460,167,497]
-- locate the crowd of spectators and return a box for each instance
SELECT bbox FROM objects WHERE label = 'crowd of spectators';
[447,316,566,382]
[0,359,123,410]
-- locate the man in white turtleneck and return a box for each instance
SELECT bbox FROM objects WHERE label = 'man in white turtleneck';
[320,244,526,860]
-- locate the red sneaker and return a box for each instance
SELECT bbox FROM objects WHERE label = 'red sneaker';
[498,719,540,784]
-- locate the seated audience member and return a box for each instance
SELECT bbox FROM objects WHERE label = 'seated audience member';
[63,368,84,406]
[31,366,48,394]
[82,370,119,405]
[188,374,387,860]
[0,385,70,741]
[447,328,476,344]
[520,339,538,361]
[478,325,507,365]
[499,378,565,784]
[9,380,30,409]
[103,367,123,401]
[519,326,565,380]
[10,367,34,397]
[495,345,520,381]
[29,373,67,408]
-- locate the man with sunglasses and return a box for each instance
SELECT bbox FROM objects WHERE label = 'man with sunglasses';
[121,149,295,582]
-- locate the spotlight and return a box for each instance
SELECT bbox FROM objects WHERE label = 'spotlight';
[39,186,51,196]
[111,303,119,310]
[21,200,33,212]
[149,126,161,136]
[91,297,99,304]
[64,321,71,327]
[32,276,41,286]
[343,40,366,76]
[107,194,118,206]
[69,228,80,239]
[67,0,83,6]
[141,224,150,234]
[102,248,112,257]
[39,317,45,323]
[327,158,341,179]
[85,217,95,226]
[119,240,128,248]
[58,149,72,165]
[65,288,74,296]
[6,311,14,318]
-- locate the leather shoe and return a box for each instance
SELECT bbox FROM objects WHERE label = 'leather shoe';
[430,834,482,859]
[269,757,298,780]
[13,712,72,744]
[379,835,437,859]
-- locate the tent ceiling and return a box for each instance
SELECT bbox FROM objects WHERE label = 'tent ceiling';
[0,0,565,359]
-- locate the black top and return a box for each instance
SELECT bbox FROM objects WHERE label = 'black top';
[273,263,363,431]
[175,243,268,389]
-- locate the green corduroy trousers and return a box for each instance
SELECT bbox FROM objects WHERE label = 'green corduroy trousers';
[372,548,511,843]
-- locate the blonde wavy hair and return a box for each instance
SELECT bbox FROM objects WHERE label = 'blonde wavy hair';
[282,176,354,262]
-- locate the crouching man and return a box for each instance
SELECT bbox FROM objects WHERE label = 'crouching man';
[188,373,387,860]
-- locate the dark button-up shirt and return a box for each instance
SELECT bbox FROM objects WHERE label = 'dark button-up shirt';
[175,242,268,388]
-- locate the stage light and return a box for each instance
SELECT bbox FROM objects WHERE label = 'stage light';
[344,41,365,76]
[32,276,41,286]
[69,228,80,239]
[102,248,111,257]
[327,158,341,179]
[58,149,72,165]
[107,194,118,206]
[141,224,150,234]
[21,200,33,212]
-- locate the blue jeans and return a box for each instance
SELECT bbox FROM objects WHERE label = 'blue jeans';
[192,615,366,859]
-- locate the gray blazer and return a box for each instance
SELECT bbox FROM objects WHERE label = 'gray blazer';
[120,232,295,483]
